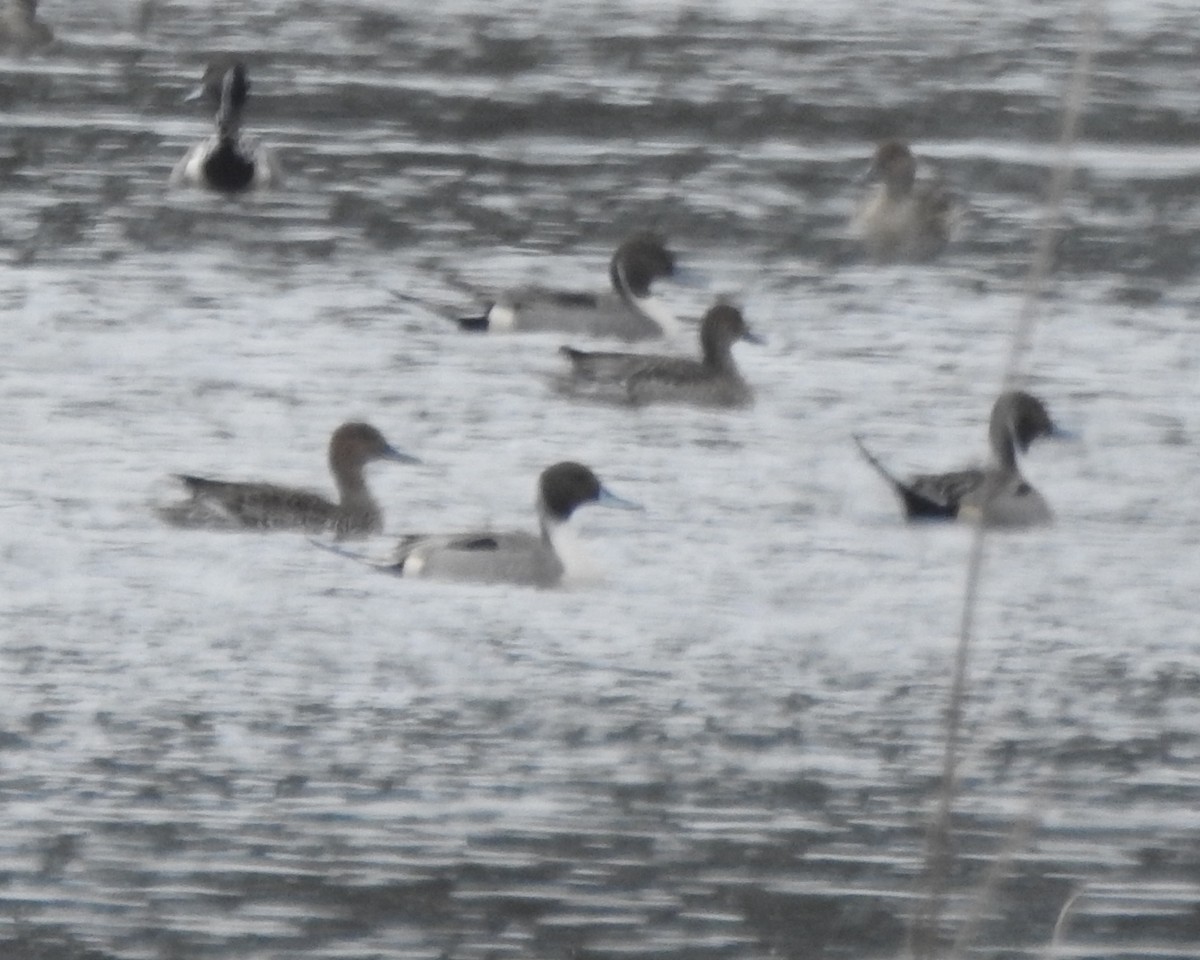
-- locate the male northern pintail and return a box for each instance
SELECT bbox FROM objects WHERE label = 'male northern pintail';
[170,61,281,194]
[457,232,686,339]
[0,0,52,51]
[852,140,958,263]
[559,303,762,408]
[321,462,640,587]
[854,391,1064,527]
[157,422,417,539]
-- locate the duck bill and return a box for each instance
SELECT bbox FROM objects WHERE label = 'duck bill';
[741,330,766,346]
[381,445,421,465]
[596,486,642,511]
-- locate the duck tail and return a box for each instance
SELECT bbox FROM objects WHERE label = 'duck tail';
[309,537,409,574]
[309,537,369,562]
[173,474,221,498]
[559,345,607,385]
[852,435,953,520]
[455,313,490,332]
[852,434,902,486]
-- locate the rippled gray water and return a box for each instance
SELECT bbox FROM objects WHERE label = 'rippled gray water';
[2,1,1199,958]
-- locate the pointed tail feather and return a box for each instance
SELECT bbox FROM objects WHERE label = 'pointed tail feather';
[309,537,406,573]
[557,346,614,387]
[852,434,904,487]
[309,537,369,562]
[852,435,956,520]
[456,313,489,332]
[558,345,594,375]
[174,473,212,493]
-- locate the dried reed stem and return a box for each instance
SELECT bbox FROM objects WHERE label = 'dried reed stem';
[1043,886,1088,958]
[907,5,1103,958]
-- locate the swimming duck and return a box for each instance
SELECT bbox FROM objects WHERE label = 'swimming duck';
[157,422,417,539]
[170,61,281,194]
[319,462,640,587]
[0,0,52,51]
[457,232,685,339]
[854,391,1062,527]
[853,140,957,262]
[559,303,761,408]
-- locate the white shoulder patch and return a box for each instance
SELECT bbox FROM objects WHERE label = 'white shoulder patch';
[171,142,209,186]
[488,303,518,332]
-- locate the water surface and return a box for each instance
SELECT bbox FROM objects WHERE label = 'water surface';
[2,1,1199,958]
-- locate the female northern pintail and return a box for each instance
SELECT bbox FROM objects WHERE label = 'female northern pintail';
[559,303,762,408]
[854,391,1063,527]
[321,462,640,588]
[0,0,52,51]
[853,140,958,262]
[170,61,281,194]
[157,422,417,539]
[457,232,686,339]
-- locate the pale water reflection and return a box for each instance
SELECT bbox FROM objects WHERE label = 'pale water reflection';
[1,1,1199,958]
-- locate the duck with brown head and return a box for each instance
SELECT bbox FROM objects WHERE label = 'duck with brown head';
[559,303,762,408]
[157,422,418,540]
[853,140,959,262]
[854,391,1065,527]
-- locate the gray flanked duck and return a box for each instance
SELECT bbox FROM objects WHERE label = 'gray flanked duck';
[0,0,51,51]
[457,232,686,339]
[854,391,1064,527]
[171,61,281,194]
[559,303,762,408]
[853,140,958,262]
[318,462,640,588]
[157,422,417,539]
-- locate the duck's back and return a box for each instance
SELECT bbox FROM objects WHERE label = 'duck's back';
[559,345,659,384]
[159,476,342,533]
[500,289,662,339]
[905,467,1051,527]
[395,530,564,586]
[903,466,984,517]
[961,474,1053,528]
[626,357,752,408]
[855,182,955,262]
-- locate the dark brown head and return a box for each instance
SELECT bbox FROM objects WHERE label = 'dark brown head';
[988,391,1057,469]
[609,232,676,299]
[998,391,1057,451]
[328,422,418,472]
[699,304,762,361]
[538,461,640,522]
[539,462,601,521]
[867,140,918,194]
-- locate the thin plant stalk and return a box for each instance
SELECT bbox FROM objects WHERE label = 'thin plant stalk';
[906,4,1103,957]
